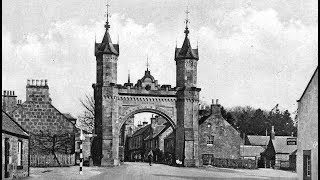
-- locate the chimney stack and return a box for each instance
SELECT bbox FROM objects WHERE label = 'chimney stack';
[211,99,221,115]
[2,89,18,113]
[26,79,50,102]
[271,126,275,140]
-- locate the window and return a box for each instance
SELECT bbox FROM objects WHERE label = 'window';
[17,140,23,168]
[206,136,214,145]
[307,155,311,176]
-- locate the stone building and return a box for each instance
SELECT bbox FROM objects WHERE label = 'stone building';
[2,111,29,179]
[296,67,318,180]
[126,124,152,162]
[92,10,201,167]
[7,79,76,155]
[198,99,242,165]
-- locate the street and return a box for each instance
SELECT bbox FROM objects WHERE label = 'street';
[25,162,298,180]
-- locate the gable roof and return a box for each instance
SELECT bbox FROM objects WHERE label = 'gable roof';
[247,135,269,146]
[240,145,266,157]
[272,136,297,154]
[297,66,318,102]
[132,124,151,137]
[164,131,174,139]
[2,111,29,138]
[63,113,77,120]
[247,135,297,154]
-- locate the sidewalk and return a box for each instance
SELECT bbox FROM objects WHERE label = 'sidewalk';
[24,166,105,180]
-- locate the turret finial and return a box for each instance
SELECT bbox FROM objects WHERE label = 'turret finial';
[104,0,111,30]
[184,6,190,36]
[146,55,150,71]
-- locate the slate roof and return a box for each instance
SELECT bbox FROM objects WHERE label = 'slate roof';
[144,125,169,140]
[175,26,198,60]
[240,145,266,157]
[247,135,270,146]
[164,131,174,139]
[2,111,29,138]
[247,135,297,154]
[272,136,297,154]
[132,124,151,137]
[63,113,76,120]
[95,23,119,55]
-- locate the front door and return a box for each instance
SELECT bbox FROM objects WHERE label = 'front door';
[303,150,311,180]
[5,138,10,178]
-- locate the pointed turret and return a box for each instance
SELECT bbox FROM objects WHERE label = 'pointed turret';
[175,8,198,61]
[95,4,119,56]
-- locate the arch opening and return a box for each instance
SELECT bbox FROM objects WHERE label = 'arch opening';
[118,109,176,164]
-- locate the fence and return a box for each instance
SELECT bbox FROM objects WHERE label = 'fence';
[204,158,257,169]
[30,154,75,167]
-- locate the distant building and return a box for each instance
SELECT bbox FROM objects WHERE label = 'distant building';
[126,124,152,162]
[296,67,318,180]
[145,116,173,162]
[250,127,297,169]
[240,145,265,160]
[164,132,175,165]
[2,111,30,179]
[198,99,242,165]
[5,79,76,156]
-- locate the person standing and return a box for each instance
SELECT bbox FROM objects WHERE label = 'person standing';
[148,150,153,166]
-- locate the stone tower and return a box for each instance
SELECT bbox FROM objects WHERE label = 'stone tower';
[174,15,201,166]
[92,13,120,166]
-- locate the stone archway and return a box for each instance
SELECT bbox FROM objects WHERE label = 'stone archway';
[114,106,176,164]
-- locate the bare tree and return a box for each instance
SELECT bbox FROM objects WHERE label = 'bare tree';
[31,130,74,166]
[77,94,95,133]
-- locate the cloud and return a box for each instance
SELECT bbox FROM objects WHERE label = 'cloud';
[2,7,318,117]
[196,8,318,112]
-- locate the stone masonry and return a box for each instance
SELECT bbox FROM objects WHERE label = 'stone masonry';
[92,17,200,167]
[199,99,242,165]
[10,79,76,155]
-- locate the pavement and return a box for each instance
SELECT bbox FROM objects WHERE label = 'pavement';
[22,162,298,180]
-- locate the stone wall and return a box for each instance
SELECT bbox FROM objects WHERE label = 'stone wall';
[2,133,29,179]
[10,81,76,155]
[199,103,242,165]
[296,68,318,180]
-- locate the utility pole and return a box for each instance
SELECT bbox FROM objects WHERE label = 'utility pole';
[79,129,85,175]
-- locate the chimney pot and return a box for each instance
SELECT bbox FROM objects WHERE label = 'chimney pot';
[27,79,30,85]
[32,79,35,86]
[36,80,39,86]
[13,91,15,96]
[9,91,11,96]
[216,99,219,105]
[212,99,214,105]
[45,79,48,86]
[4,90,6,96]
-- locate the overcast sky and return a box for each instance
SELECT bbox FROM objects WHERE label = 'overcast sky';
[2,0,318,118]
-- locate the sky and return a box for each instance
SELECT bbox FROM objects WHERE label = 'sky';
[2,0,318,120]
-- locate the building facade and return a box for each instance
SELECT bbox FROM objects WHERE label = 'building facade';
[296,67,318,180]
[92,12,201,167]
[2,111,29,179]
[198,100,242,165]
[6,80,76,156]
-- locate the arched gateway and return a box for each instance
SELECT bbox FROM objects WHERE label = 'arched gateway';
[92,13,201,167]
